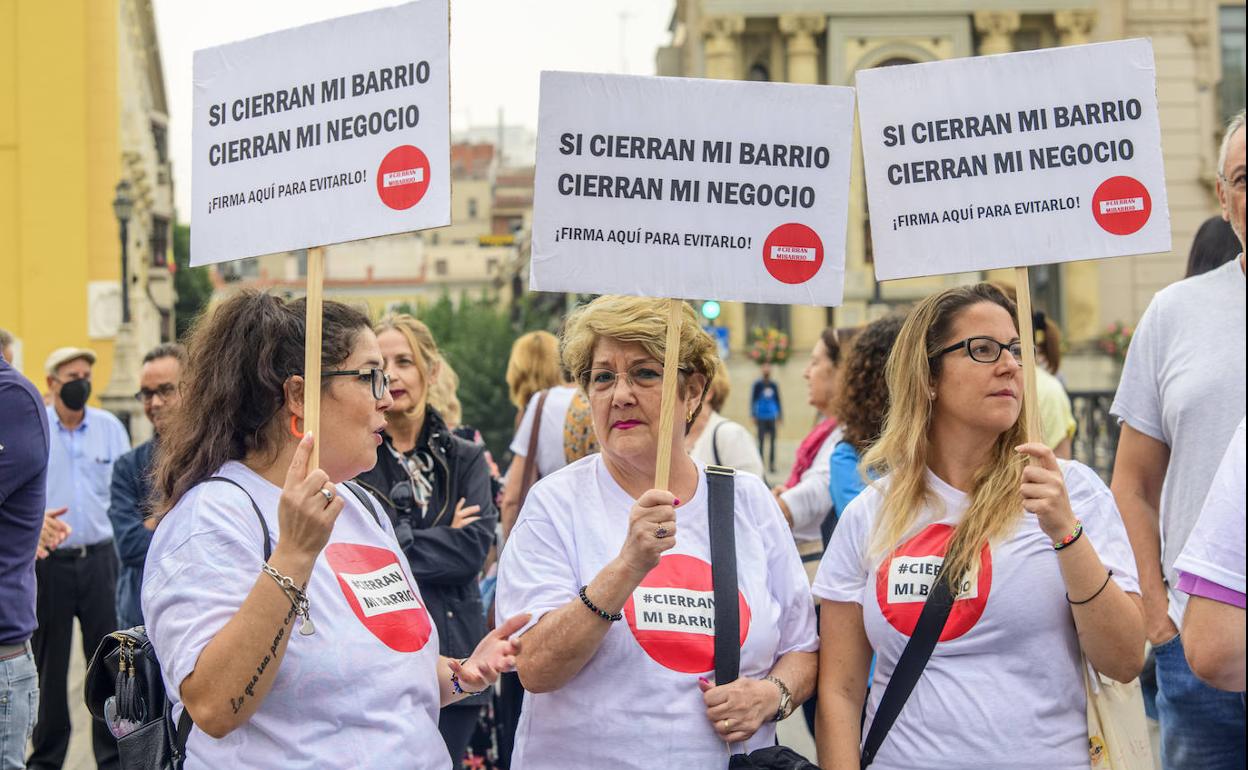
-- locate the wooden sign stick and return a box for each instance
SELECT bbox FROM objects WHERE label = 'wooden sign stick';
[653,299,684,490]
[1013,266,1042,446]
[303,246,326,470]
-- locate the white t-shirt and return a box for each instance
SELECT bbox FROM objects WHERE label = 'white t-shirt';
[495,454,817,770]
[142,462,448,770]
[509,385,578,477]
[1174,417,1246,597]
[1111,256,1246,627]
[689,412,766,478]
[812,461,1140,770]
[780,426,840,544]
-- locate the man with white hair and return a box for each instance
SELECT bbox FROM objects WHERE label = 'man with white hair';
[1111,110,1245,768]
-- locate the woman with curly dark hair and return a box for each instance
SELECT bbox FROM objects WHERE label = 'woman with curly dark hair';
[828,313,907,517]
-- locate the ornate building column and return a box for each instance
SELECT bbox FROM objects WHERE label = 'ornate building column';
[779,14,826,85]
[1054,10,1097,46]
[973,11,1020,56]
[779,13,829,350]
[702,15,745,80]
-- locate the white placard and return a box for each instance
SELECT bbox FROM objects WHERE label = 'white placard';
[531,72,855,306]
[857,39,1170,281]
[191,0,450,266]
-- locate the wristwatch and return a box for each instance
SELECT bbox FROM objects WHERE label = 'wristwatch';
[763,675,794,722]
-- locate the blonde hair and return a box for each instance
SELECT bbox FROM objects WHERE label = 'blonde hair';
[506,330,563,411]
[561,296,718,406]
[706,362,731,413]
[863,283,1029,590]
[428,356,462,427]
[375,313,441,419]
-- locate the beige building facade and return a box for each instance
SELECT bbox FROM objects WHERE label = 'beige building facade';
[658,0,1244,396]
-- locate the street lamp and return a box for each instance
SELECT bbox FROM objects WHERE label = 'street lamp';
[112,179,134,324]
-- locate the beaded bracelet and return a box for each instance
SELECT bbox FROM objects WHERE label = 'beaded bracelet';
[579,585,623,622]
[1068,570,1114,605]
[450,658,486,696]
[1052,520,1084,551]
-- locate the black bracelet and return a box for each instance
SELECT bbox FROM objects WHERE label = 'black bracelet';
[578,585,622,622]
[1067,569,1114,605]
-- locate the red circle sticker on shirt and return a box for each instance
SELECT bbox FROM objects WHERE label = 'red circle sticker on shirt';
[376,145,431,210]
[875,524,992,642]
[324,543,432,652]
[623,554,751,674]
[1091,176,1151,235]
[762,223,823,284]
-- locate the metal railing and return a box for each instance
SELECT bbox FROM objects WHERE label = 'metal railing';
[1069,390,1120,482]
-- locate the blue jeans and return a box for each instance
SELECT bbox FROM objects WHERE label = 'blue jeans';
[0,646,39,770]
[1153,633,1246,769]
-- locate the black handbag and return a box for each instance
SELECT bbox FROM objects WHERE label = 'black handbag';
[706,465,819,770]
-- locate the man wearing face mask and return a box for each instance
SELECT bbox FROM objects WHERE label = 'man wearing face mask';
[29,347,129,770]
[107,343,184,629]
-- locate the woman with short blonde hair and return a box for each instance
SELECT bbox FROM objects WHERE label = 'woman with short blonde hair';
[497,296,817,769]
[813,283,1145,770]
[506,331,563,416]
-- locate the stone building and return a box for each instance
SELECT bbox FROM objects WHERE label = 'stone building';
[658,0,1245,415]
[0,0,176,441]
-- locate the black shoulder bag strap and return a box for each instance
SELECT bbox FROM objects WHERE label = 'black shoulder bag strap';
[858,571,958,769]
[344,480,383,528]
[706,465,739,685]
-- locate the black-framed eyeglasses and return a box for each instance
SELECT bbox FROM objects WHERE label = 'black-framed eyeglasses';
[579,361,686,395]
[323,368,390,400]
[931,337,1024,364]
[133,383,178,403]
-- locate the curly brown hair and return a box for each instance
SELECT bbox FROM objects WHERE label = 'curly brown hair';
[834,312,907,452]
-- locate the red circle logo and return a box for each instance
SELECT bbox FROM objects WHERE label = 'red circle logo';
[762,223,823,284]
[324,543,432,652]
[623,554,751,674]
[376,145,431,211]
[875,524,992,642]
[1091,176,1151,235]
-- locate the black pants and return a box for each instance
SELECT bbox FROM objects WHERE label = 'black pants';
[756,419,778,471]
[439,704,481,768]
[28,543,120,770]
[495,671,525,768]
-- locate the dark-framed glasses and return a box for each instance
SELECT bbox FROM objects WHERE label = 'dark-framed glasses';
[323,367,390,400]
[580,361,684,395]
[133,383,178,403]
[931,336,1024,364]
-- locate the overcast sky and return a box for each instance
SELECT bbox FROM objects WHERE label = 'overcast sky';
[152,0,674,219]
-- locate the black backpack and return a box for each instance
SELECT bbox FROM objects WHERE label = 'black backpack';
[85,477,379,769]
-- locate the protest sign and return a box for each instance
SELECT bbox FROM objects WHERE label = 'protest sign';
[856,38,1170,281]
[530,72,856,307]
[191,0,450,267]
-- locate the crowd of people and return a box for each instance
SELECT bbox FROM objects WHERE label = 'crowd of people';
[0,111,1242,770]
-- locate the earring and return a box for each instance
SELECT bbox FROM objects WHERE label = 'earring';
[928,390,936,401]
[686,409,695,423]
[289,414,305,439]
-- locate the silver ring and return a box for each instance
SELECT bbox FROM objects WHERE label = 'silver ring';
[319,486,335,504]
[654,525,669,539]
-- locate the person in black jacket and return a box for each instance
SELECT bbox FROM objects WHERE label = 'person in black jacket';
[354,313,497,766]
[108,343,185,629]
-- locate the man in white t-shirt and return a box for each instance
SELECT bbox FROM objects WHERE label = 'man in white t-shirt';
[1111,109,1246,768]
[1175,418,1245,692]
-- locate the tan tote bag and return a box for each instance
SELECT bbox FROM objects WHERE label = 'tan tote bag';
[1084,658,1154,770]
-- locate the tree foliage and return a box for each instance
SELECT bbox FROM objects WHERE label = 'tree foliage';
[394,292,561,462]
[172,223,215,341]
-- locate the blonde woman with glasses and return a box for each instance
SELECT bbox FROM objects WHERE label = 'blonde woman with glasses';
[813,283,1145,770]
[496,296,817,769]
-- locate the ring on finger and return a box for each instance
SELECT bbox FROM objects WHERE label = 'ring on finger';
[721,719,731,732]
[319,486,335,505]
[654,524,670,539]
